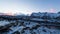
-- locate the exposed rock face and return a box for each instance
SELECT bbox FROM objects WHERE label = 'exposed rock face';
[0,12,60,34]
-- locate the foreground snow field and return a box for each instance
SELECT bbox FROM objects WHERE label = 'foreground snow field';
[0,20,60,34]
[0,12,60,34]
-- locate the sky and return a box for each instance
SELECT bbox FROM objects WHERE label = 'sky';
[0,0,60,15]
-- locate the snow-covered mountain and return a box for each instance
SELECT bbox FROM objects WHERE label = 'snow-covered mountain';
[31,12,60,19]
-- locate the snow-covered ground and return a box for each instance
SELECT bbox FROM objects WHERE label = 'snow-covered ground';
[0,20,60,34]
[0,20,10,26]
[0,12,60,34]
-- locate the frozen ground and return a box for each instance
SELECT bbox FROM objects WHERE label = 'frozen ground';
[0,20,60,34]
[0,12,60,34]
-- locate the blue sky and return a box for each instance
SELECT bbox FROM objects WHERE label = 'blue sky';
[0,0,60,15]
